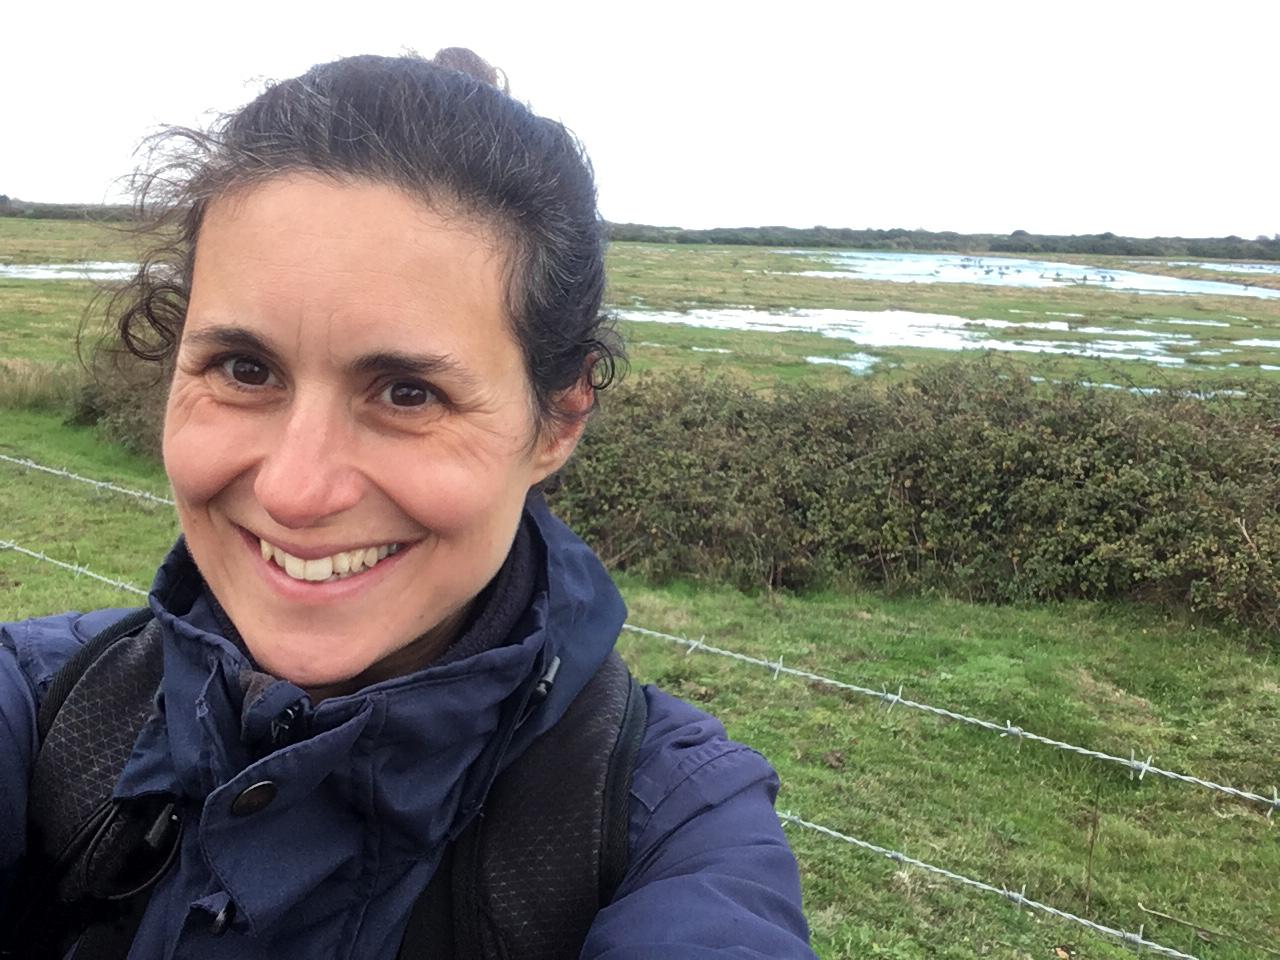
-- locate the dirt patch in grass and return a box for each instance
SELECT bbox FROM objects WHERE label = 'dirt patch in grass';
[1069,667,1157,721]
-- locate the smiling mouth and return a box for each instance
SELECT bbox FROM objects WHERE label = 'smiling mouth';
[258,536,405,583]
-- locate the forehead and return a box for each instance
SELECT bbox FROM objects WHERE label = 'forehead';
[187,176,515,361]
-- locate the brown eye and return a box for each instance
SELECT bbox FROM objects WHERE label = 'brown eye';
[220,356,274,386]
[384,381,432,407]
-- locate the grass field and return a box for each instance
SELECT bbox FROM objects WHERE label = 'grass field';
[2,218,1278,958]
[0,218,142,265]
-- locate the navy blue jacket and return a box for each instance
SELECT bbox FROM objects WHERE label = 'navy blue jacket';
[0,499,814,958]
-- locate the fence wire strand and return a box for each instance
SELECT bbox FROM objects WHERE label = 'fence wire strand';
[0,540,149,597]
[0,454,174,506]
[779,812,1201,960]
[622,624,1280,815]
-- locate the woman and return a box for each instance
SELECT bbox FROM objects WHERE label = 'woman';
[0,50,814,958]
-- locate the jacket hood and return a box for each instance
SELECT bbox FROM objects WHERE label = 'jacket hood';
[114,493,626,936]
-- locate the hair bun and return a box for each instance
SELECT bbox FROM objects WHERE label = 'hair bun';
[431,47,508,93]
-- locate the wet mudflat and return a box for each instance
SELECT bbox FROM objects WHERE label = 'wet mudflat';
[616,305,1280,374]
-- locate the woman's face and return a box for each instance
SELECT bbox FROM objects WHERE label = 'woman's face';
[164,175,584,694]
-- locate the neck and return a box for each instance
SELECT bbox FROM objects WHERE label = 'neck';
[303,601,474,701]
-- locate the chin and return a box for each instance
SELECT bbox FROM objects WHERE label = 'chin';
[243,629,384,692]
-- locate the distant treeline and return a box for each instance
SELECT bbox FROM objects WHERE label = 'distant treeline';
[0,196,134,221]
[4,195,1278,261]
[608,223,1280,261]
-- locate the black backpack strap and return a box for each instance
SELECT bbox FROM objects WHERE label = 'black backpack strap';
[2,611,178,960]
[31,608,152,740]
[401,650,649,960]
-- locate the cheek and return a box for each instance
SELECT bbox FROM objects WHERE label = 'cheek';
[163,379,263,506]
[374,444,533,539]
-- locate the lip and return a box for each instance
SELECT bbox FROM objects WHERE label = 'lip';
[237,526,416,602]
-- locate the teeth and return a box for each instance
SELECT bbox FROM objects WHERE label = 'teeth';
[258,537,404,584]
[303,557,333,582]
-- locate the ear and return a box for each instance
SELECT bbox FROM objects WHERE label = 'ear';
[529,378,594,482]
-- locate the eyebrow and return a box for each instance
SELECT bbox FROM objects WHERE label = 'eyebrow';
[350,350,482,390]
[184,326,284,366]
[184,325,482,389]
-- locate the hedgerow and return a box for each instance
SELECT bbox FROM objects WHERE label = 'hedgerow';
[552,361,1280,637]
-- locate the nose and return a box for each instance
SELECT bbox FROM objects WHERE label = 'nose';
[253,396,365,530]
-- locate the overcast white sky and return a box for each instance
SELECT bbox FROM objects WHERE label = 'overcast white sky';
[3,1,1276,238]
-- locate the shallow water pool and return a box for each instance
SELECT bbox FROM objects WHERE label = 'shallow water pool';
[0,262,137,281]
[617,307,1195,366]
[781,250,1280,300]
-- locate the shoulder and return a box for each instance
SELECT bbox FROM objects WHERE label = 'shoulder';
[629,685,781,835]
[581,685,814,958]
[1,607,137,699]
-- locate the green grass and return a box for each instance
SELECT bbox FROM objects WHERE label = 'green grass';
[605,242,1280,322]
[0,410,177,613]
[0,218,142,264]
[616,582,1280,959]
[1,409,1277,959]
[0,279,104,363]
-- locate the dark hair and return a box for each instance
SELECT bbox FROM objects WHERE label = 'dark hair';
[110,49,621,434]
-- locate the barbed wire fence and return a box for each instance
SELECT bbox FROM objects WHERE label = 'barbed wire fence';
[4,452,1276,957]
[623,625,1280,815]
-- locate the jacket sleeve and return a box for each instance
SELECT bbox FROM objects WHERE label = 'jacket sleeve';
[0,609,130,913]
[580,687,816,959]
[0,628,39,913]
